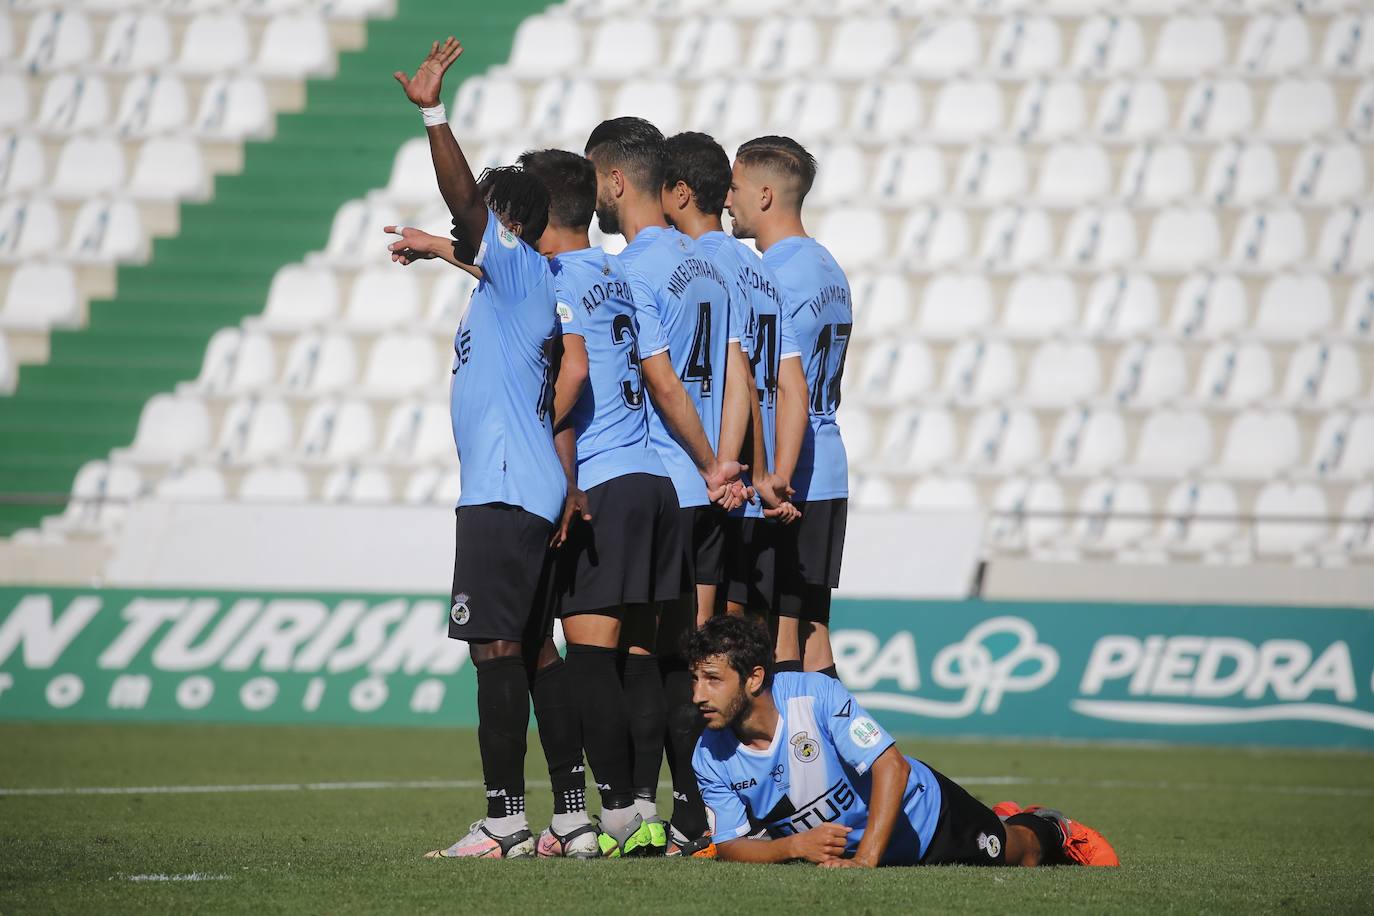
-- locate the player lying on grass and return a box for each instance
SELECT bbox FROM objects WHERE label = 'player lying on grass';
[686,616,1120,868]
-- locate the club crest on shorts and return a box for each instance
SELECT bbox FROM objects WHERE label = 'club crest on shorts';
[977,832,1001,858]
[790,732,819,763]
[450,593,471,626]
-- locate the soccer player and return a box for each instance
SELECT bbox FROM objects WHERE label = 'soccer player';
[687,615,1121,868]
[514,147,742,858]
[385,38,587,860]
[726,137,853,674]
[582,117,746,855]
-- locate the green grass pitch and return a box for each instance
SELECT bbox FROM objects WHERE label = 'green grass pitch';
[2,723,1371,914]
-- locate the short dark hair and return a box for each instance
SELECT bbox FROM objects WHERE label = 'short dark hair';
[476,165,549,243]
[663,131,731,216]
[516,149,596,230]
[682,615,773,687]
[735,135,818,204]
[584,116,665,193]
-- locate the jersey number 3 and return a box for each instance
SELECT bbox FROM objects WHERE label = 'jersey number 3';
[612,313,645,410]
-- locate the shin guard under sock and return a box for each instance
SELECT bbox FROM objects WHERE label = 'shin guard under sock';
[621,653,666,807]
[662,664,708,839]
[531,657,586,816]
[564,643,634,809]
[474,655,530,820]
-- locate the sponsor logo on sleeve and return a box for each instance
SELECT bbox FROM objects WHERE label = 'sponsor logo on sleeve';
[498,226,519,249]
[850,717,882,748]
[556,302,574,324]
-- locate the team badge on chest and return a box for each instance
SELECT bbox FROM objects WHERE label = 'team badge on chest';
[790,732,819,763]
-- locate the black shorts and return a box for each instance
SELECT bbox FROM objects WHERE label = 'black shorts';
[919,767,1008,866]
[724,516,780,611]
[557,473,685,616]
[449,503,556,643]
[683,504,727,587]
[776,498,847,623]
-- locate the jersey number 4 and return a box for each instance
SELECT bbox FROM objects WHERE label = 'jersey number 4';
[749,312,780,408]
[682,301,713,396]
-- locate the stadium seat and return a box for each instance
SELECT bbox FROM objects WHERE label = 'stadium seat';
[1328,415,1374,480]
[256,12,333,77]
[527,78,603,142]
[1143,208,1221,271]
[1109,340,1188,406]
[218,396,294,463]
[1342,276,1374,339]
[1346,80,1374,136]
[745,18,821,76]
[1230,207,1307,270]
[1070,15,1146,76]
[1320,12,1374,72]
[955,145,1028,202]
[0,74,29,130]
[815,207,885,270]
[0,135,47,194]
[0,10,10,60]
[894,206,970,266]
[178,13,251,74]
[129,137,208,200]
[1095,79,1168,139]
[869,144,944,204]
[1168,271,1248,340]
[1066,478,1152,553]
[853,339,933,405]
[1010,79,1087,140]
[0,263,79,330]
[1253,273,1333,339]
[114,73,190,138]
[929,81,1004,140]
[588,17,659,78]
[1201,142,1280,205]
[1216,409,1300,478]
[261,265,340,331]
[36,74,110,136]
[1082,271,1160,338]
[1119,142,1194,205]
[66,198,145,263]
[1046,407,1127,475]
[1262,79,1337,140]
[1282,341,1362,407]
[963,407,1042,471]
[987,476,1064,550]
[360,333,439,397]
[320,197,401,267]
[770,81,843,143]
[426,269,479,328]
[50,137,126,199]
[194,75,272,140]
[238,465,310,502]
[299,399,376,463]
[280,332,357,394]
[1155,479,1240,556]
[1000,272,1077,338]
[193,328,277,395]
[0,197,62,262]
[873,406,955,472]
[1154,16,1226,75]
[450,77,525,139]
[827,19,900,78]
[849,272,911,334]
[987,15,1061,75]
[1037,142,1110,205]
[906,475,979,513]
[60,460,142,533]
[402,466,461,505]
[1023,341,1101,407]
[1327,483,1374,561]
[918,272,993,339]
[379,401,453,465]
[1131,409,1213,476]
[809,143,867,205]
[20,10,94,72]
[665,17,742,77]
[906,17,980,77]
[1062,206,1137,268]
[1194,341,1274,406]
[154,466,227,502]
[507,13,582,77]
[1237,13,1310,75]
[978,207,1052,269]
[321,466,394,504]
[100,11,172,70]
[1253,481,1328,556]
[343,267,420,331]
[1177,79,1253,139]
[1290,141,1366,204]
[849,80,923,140]
[123,394,213,463]
[687,79,764,141]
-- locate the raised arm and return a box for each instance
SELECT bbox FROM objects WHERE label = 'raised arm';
[393,38,486,249]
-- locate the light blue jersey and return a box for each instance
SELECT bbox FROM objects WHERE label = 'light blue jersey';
[762,236,853,503]
[698,231,800,520]
[619,226,734,508]
[449,209,565,524]
[550,247,668,491]
[693,672,942,866]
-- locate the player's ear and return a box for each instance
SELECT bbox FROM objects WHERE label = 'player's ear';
[759,184,774,213]
[611,168,627,199]
[747,664,767,695]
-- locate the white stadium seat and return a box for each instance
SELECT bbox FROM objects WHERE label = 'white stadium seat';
[954,145,1028,202]
[906,476,979,513]
[322,466,394,504]
[426,269,479,328]
[114,73,190,138]
[687,80,764,141]
[588,18,659,78]
[218,396,294,464]
[1328,483,1374,560]
[906,18,980,77]
[1230,207,1307,270]
[178,13,251,75]
[130,138,207,201]
[66,198,145,263]
[1000,272,1077,338]
[1177,79,1253,140]
[929,81,1004,140]
[0,197,61,262]
[1037,143,1110,205]
[1144,208,1221,271]
[451,77,525,139]
[299,399,375,462]
[849,273,911,334]
[612,81,683,135]
[261,265,340,331]
[61,461,142,533]
[1320,13,1374,72]
[853,339,933,405]
[988,477,1064,549]
[1156,479,1240,555]
[977,207,1052,269]
[1290,142,1366,204]
[965,409,1043,472]
[1216,409,1301,478]
[1067,478,1152,553]
[1109,340,1187,406]
[1194,341,1274,406]
[988,15,1061,75]
[321,197,401,266]
[816,207,885,270]
[0,333,13,394]
[1253,274,1333,340]
[527,78,603,142]
[874,406,955,472]
[50,137,125,199]
[1253,482,1328,557]
[507,15,582,77]
[894,206,970,267]
[918,273,993,339]
[385,138,439,206]
[1095,79,1168,139]
[869,145,944,204]
[1023,341,1101,407]
[1011,80,1086,140]
[0,11,10,60]
[1201,142,1279,206]
[193,328,276,395]
[360,333,439,397]
[1237,14,1310,75]
[828,19,901,78]
[256,12,333,78]
[665,18,742,78]
[1131,410,1212,476]
[0,74,29,130]
[403,466,461,506]
[770,81,843,143]
[1282,342,1362,407]
[239,466,310,502]
[100,11,172,70]
[1262,79,1337,140]
[1119,142,1194,205]
[0,135,46,194]
[849,81,923,140]
[745,18,821,77]
[1082,271,1160,339]
[154,466,227,502]
[1070,15,1146,76]
[1169,272,1248,340]
[36,74,110,136]
[281,332,357,394]
[21,10,94,72]
[1327,414,1374,479]
[380,401,453,465]
[942,339,1019,404]
[1046,408,1127,475]
[1062,206,1137,268]
[1343,277,1374,339]
[194,76,272,140]
[125,394,212,462]
[0,263,79,330]
[343,267,420,332]
[1154,16,1226,76]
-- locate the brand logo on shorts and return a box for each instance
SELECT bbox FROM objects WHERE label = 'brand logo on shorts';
[977,832,1001,858]
[450,593,470,626]
[850,717,882,748]
[790,732,819,763]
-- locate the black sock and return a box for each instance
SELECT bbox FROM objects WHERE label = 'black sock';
[474,655,529,820]
[662,663,708,839]
[565,643,634,809]
[531,658,586,816]
[817,664,839,679]
[775,659,803,673]
[1007,813,1069,865]
[621,653,666,803]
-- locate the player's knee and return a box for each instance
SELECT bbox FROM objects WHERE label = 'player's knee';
[470,639,522,665]
[1005,824,1044,867]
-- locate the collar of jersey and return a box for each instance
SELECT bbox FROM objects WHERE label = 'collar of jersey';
[734,705,786,757]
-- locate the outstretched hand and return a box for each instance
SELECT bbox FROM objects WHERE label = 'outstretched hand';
[384,225,440,265]
[393,37,463,108]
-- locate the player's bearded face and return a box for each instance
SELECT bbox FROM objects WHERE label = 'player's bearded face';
[594,182,621,236]
[692,657,752,730]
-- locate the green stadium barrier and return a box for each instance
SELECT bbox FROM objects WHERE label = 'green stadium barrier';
[1,588,1371,748]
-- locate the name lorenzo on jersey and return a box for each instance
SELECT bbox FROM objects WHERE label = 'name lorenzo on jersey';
[738,262,784,308]
[666,257,729,300]
[797,283,849,318]
[579,279,635,316]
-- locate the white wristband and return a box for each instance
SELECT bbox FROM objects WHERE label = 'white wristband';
[420,103,447,127]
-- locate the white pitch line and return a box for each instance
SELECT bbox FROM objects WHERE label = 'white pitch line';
[3,776,1372,799]
[122,873,230,883]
